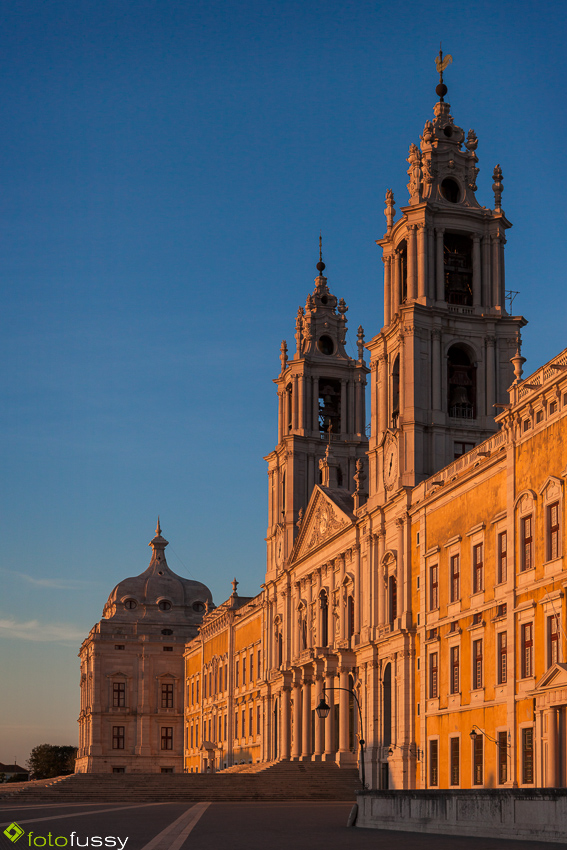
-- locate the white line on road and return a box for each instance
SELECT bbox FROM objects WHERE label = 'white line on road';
[139,802,211,850]
[0,801,177,828]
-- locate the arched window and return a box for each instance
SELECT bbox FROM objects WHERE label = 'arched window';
[347,595,355,639]
[391,355,400,428]
[277,630,283,667]
[286,383,293,432]
[398,240,408,303]
[320,590,329,647]
[318,378,341,434]
[444,233,473,305]
[448,345,476,419]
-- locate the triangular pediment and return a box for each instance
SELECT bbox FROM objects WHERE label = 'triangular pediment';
[534,662,567,691]
[290,486,355,564]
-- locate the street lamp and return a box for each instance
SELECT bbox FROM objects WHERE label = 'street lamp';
[316,687,366,789]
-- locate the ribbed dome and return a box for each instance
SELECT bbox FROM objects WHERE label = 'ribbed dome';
[102,521,213,621]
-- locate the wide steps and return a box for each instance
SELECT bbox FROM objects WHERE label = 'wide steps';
[10,764,361,803]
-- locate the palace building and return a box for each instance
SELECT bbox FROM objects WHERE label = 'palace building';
[78,69,567,789]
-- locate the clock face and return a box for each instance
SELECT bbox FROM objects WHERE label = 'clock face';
[384,440,398,488]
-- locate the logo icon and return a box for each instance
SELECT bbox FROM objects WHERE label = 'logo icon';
[4,823,25,843]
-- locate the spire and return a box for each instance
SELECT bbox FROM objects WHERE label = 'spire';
[149,519,169,552]
[316,232,325,276]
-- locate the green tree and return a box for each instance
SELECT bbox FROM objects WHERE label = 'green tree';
[27,744,77,779]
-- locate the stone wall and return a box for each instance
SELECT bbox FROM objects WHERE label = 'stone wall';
[356,789,567,843]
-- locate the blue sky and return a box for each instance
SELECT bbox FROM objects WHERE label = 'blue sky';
[1,0,566,766]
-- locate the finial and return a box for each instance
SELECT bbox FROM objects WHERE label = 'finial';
[280,339,288,372]
[435,47,452,102]
[231,577,239,594]
[357,325,365,362]
[316,232,326,276]
[492,164,503,211]
[155,516,162,537]
[385,189,395,233]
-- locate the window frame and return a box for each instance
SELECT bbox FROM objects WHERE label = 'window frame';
[497,631,507,684]
[473,638,483,690]
[429,564,439,611]
[161,726,173,750]
[450,645,460,694]
[522,727,534,784]
[450,554,460,603]
[112,725,125,750]
[450,736,459,786]
[547,501,560,561]
[429,739,439,787]
[429,652,438,699]
[520,514,534,572]
[521,622,534,678]
[497,531,507,584]
[472,543,484,594]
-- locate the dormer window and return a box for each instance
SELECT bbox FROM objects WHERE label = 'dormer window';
[158,600,172,611]
[124,599,137,610]
[192,602,205,613]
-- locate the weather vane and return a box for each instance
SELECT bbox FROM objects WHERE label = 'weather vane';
[435,46,452,101]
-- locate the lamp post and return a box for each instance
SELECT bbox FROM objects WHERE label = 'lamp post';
[316,686,366,788]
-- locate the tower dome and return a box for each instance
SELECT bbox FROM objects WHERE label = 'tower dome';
[102,520,213,622]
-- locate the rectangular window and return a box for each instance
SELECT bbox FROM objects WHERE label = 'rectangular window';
[473,544,483,593]
[191,681,194,705]
[161,727,173,750]
[203,674,207,699]
[112,726,125,750]
[497,531,507,583]
[521,515,533,571]
[498,732,507,784]
[113,682,126,708]
[429,565,439,610]
[257,705,261,735]
[450,555,460,603]
[224,665,228,691]
[548,614,559,667]
[249,706,253,737]
[548,502,560,561]
[429,740,438,787]
[521,623,534,678]
[242,657,247,685]
[195,724,198,746]
[242,709,246,738]
[450,646,460,694]
[235,660,239,687]
[257,649,261,679]
[190,725,194,749]
[522,728,534,784]
[429,652,438,699]
[161,683,174,709]
[473,639,483,689]
[497,632,507,684]
[450,737,459,786]
[250,653,254,681]
[472,612,482,625]
[497,603,507,618]
[473,734,483,785]
[208,718,211,741]
[209,671,212,695]
[234,712,238,739]
[224,714,227,741]
[550,401,558,415]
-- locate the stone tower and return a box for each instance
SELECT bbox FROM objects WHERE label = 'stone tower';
[367,59,526,505]
[264,245,369,581]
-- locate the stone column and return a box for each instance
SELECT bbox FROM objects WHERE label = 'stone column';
[407,225,417,301]
[378,355,387,437]
[323,669,336,762]
[396,517,405,617]
[472,235,481,307]
[292,374,298,431]
[337,666,353,765]
[392,251,401,315]
[500,238,506,309]
[300,675,312,760]
[383,256,391,326]
[427,225,435,300]
[338,556,346,640]
[281,685,291,761]
[312,377,319,437]
[354,544,361,634]
[313,674,324,761]
[482,235,491,307]
[547,707,558,787]
[432,329,441,411]
[355,377,362,435]
[297,374,304,433]
[436,228,445,301]
[348,379,355,435]
[340,379,347,435]
[377,534,386,626]
[486,336,495,416]
[291,681,302,761]
[417,224,427,299]
[492,235,501,309]
[277,391,284,443]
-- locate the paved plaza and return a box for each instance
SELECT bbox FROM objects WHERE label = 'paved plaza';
[1,801,564,850]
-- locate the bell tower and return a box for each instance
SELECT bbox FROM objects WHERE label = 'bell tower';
[366,54,527,505]
[265,242,369,581]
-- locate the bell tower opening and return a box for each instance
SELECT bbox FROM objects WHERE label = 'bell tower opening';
[391,355,400,429]
[318,378,341,434]
[447,345,476,419]
[444,233,473,306]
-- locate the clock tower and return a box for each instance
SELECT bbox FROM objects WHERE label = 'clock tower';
[366,58,526,505]
[264,245,369,581]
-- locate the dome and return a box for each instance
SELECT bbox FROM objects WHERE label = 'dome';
[102,521,213,622]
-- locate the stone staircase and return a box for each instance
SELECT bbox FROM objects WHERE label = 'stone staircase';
[6,762,361,804]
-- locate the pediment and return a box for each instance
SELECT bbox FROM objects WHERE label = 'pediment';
[290,486,354,564]
[534,662,567,691]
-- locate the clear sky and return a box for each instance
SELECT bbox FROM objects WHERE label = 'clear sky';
[1,0,566,767]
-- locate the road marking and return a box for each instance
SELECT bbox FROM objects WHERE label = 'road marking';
[139,802,211,850]
[0,801,177,828]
